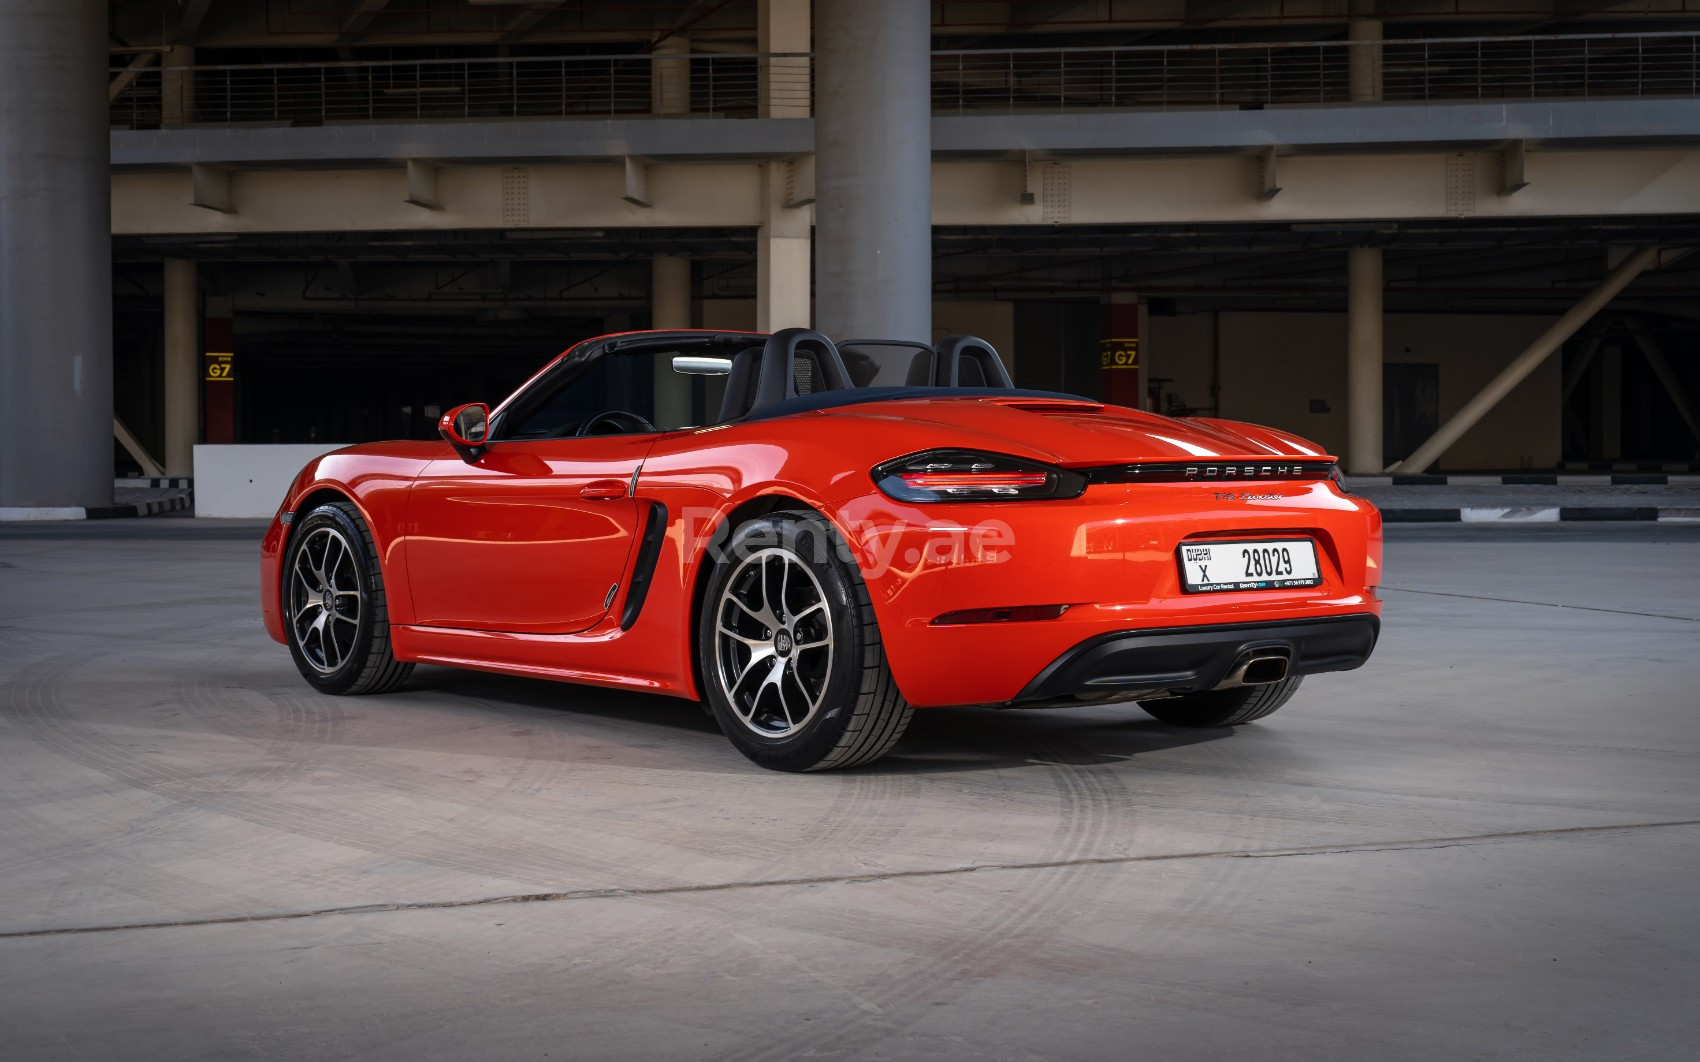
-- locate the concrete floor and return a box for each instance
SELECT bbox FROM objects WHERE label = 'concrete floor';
[1,519,1697,1060]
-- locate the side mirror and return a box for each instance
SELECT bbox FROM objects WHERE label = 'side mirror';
[673,355,732,376]
[439,402,490,464]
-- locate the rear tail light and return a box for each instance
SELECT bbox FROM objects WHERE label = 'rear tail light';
[873,450,1086,503]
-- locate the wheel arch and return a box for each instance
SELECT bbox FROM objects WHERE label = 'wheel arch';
[293,485,359,522]
[684,491,832,702]
[285,486,367,551]
[283,486,376,591]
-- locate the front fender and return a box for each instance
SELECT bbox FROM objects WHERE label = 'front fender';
[260,445,441,644]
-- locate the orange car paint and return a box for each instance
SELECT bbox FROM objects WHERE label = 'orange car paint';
[262,340,1381,709]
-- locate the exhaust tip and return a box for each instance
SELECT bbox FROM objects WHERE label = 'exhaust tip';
[1241,653,1290,685]
[1214,648,1292,690]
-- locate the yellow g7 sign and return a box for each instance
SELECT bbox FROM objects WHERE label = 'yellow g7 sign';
[1100,337,1139,370]
[204,352,233,381]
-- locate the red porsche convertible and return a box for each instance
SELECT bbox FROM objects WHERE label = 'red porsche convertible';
[261,328,1381,771]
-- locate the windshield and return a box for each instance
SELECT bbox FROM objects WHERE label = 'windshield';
[490,331,1017,438]
[492,332,764,439]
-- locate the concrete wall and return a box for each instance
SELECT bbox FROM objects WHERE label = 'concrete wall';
[1147,311,1562,470]
[194,443,348,518]
[1144,313,1219,418]
[112,146,1700,233]
[933,301,1016,378]
[699,299,757,332]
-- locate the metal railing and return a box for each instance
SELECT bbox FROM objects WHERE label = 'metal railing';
[109,51,812,128]
[932,31,1700,112]
[109,33,1700,129]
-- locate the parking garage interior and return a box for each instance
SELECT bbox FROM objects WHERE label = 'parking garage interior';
[6,0,1696,510]
[4,2,1700,1058]
[111,216,1700,467]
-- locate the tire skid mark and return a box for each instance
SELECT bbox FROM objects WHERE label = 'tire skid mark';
[1,657,674,898]
[484,732,927,983]
[260,685,609,896]
[433,683,925,875]
[190,664,710,892]
[0,647,345,880]
[187,667,546,824]
[178,656,621,974]
[161,653,367,879]
[471,746,924,981]
[0,656,278,913]
[716,730,1285,1061]
[8,645,922,938]
[1026,728,1275,980]
[722,739,1137,1062]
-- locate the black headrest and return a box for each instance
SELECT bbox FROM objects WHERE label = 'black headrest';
[721,328,851,421]
[717,345,766,424]
[933,335,1014,389]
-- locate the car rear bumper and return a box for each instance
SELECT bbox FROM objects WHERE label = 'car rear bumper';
[836,479,1382,707]
[1008,614,1380,707]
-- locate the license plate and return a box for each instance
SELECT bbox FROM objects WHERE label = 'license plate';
[1177,539,1322,593]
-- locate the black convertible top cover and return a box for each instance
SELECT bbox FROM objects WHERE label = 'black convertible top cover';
[741,386,1100,422]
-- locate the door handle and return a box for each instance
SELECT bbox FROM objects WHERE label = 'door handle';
[579,479,629,500]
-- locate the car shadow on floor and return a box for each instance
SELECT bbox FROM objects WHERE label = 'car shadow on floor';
[873,704,1231,773]
[403,666,1230,773]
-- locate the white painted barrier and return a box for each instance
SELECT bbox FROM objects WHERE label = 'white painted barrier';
[193,444,351,518]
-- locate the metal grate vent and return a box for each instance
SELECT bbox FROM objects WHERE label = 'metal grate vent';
[502,166,530,226]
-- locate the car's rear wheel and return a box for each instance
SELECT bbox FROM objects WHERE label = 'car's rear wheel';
[1138,674,1303,727]
[283,500,413,695]
[698,512,912,772]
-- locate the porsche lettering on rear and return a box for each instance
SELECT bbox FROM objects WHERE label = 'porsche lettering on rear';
[1186,464,1310,478]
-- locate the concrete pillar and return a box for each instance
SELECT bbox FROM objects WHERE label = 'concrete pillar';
[1348,3,1383,104]
[758,162,812,332]
[652,257,691,331]
[161,44,195,127]
[0,0,114,510]
[758,0,811,118]
[652,256,693,429]
[163,260,200,477]
[651,35,691,116]
[1346,247,1384,475]
[813,0,931,347]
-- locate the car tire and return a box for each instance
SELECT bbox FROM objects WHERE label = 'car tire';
[698,511,912,772]
[1138,674,1303,728]
[282,499,414,696]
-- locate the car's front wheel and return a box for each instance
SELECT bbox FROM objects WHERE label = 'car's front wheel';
[1138,674,1303,727]
[283,500,413,695]
[698,512,912,772]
